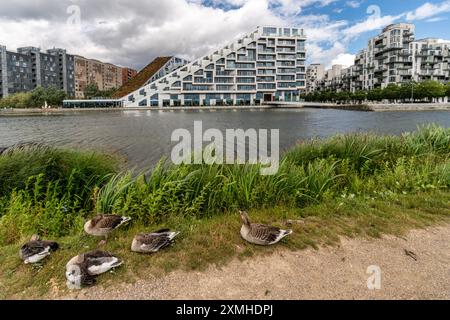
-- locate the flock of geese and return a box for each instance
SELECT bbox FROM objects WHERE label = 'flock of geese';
[19,211,293,290]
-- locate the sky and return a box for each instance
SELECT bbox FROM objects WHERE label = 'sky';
[0,0,449,70]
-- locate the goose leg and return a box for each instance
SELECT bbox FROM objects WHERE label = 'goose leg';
[98,234,108,246]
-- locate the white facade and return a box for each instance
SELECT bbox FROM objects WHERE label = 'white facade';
[122,26,307,107]
[308,23,450,93]
[306,64,325,93]
[411,38,450,83]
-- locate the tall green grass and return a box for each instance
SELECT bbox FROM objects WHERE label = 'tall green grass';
[0,124,448,244]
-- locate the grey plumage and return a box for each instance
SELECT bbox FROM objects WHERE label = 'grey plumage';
[239,211,292,246]
[84,214,132,237]
[66,250,123,289]
[131,229,180,254]
[19,237,59,264]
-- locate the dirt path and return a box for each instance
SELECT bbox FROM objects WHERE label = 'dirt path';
[63,225,450,300]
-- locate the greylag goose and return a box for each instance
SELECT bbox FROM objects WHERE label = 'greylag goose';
[65,250,123,289]
[84,214,131,242]
[131,229,180,254]
[19,235,59,264]
[239,211,292,246]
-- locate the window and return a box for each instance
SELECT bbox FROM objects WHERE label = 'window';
[263,27,277,36]
[237,85,256,91]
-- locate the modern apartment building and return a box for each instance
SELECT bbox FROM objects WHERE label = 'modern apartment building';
[113,56,189,99]
[121,26,307,107]
[74,56,126,98]
[307,23,450,93]
[306,64,325,93]
[0,45,75,99]
[412,38,450,82]
[121,67,138,85]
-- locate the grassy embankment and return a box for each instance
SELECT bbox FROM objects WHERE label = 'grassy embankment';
[0,125,449,298]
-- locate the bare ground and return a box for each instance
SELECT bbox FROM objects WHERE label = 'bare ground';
[61,225,450,300]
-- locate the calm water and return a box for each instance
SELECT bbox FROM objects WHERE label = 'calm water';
[1,108,449,169]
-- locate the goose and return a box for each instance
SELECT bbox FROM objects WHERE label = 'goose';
[65,250,123,289]
[19,235,59,264]
[239,211,292,246]
[84,214,131,242]
[131,229,180,254]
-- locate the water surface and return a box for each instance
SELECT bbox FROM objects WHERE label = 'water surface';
[1,108,449,169]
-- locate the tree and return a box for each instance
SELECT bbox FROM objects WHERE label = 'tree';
[45,86,67,106]
[399,82,415,102]
[367,88,383,102]
[417,80,446,102]
[29,87,47,108]
[336,91,350,104]
[84,83,101,99]
[446,83,450,98]
[353,91,367,104]
[382,84,401,102]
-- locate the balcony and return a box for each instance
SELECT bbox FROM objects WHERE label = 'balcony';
[237,56,256,62]
[216,71,234,76]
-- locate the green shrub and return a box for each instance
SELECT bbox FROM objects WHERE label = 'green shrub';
[0,125,448,244]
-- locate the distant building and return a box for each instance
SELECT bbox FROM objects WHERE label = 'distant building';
[0,45,75,99]
[74,56,124,98]
[307,23,450,93]
[412,38,450,83]
[121,67,138,85]
[306,64,325,93]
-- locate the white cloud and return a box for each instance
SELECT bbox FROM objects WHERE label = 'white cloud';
[0,0,448,72]
[426,16,447,22]
[346,1,361,9]
[406,1,450,21]
[331,53,355,67]
[342,12,404,40]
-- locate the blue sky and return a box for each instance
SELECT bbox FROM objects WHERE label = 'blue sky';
[195,0,450,67]
[0,0,449,69]
[308,0,450,55]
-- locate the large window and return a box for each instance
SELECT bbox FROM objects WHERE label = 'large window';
[263,27,277,36]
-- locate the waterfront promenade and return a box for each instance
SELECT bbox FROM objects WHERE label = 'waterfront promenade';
[1,102,450,116]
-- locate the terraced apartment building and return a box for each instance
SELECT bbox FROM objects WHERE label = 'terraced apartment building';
[121,26,307,107]
[113,56,189,99]
[308,23,450,93]
[0,45,75,99]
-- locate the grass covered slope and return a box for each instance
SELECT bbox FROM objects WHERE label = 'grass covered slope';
[0,125,449,298]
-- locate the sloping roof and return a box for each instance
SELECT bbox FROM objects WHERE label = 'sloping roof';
[113,56,172,98]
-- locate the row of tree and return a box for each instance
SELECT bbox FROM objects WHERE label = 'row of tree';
[83,84,117,99]
[303,80,450,104]
[0,87,67,109]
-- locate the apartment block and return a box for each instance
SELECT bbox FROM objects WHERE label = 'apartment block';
[307,23,450,93]
[0,45,75,99]
[412,38,450,82]
[74,56,125,98]
[121,26,307,107]
[306,64,325,93]
[121,67,138,85]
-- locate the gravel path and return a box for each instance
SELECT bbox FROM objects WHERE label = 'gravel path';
[62,225,450,300]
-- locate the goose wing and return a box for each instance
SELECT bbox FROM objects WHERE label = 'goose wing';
[249,224,283,244]
[91,215,126,229]
[136,230,179,252]
[20,241,58,259]
[83,250,122,275]
[136,234,171,252]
